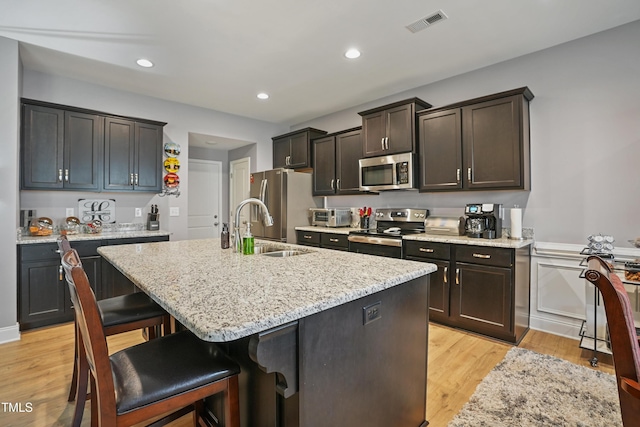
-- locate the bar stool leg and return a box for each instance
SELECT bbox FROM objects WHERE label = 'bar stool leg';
[68,321,80,402]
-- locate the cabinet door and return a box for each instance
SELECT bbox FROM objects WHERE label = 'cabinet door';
[101,260,137,299]
[452,262,513,338]
[21,104,64,189]
[462,95,523,189]
[272,137,290,169]
[104,117,135,190]
[428,260,451,323]
[336,129,362,194]
[362,111,386,157]
[385,104,414,154]
[312,136,336,196]
[418,109,463,191]
[296,230,321,247]
[134,122,163,191]
[19,260,70,330]
[288,132,310,168]
[64,111,102,190]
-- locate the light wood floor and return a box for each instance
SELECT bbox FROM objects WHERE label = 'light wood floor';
[0,322,615,427]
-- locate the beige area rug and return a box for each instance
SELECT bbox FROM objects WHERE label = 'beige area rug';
[448,347,622,427]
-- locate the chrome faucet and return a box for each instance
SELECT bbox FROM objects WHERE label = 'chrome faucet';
[233,198,274,252]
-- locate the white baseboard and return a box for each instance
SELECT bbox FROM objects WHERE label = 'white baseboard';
[529,314,582,341]
[0,323,20,344]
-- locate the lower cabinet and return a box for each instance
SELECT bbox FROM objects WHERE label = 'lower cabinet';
[404,240,531,344]
[17,235,169,330]
[296,230,349,251]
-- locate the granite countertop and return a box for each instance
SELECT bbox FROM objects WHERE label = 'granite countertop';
[295,226,533,249]
[98,239,435,342]
[17,230,171,245]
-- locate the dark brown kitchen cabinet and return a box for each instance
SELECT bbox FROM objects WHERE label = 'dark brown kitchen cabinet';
[296,230,349,251]
[418,87,533,192]
[103,118,164,192]
[17,235,169,330]
[296,230,321,247]
[21,103,102,191]
[312,127,362,196]
[359,98,431,158]
[403,240,531,344]
[272,127,327,169]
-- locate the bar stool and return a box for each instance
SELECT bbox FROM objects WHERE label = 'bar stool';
[61,248,241,427]
[57,236,172,427]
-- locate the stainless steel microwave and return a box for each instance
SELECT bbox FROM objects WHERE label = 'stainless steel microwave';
[359,152,415,191]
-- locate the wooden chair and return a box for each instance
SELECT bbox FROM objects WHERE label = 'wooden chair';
[585,256,640,427]
[57,236,172,427]
[60,248,241,427]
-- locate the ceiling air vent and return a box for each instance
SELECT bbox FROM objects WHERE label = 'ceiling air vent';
[406,10,448,33]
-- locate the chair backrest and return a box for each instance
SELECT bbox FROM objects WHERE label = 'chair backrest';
[61,249,118,418]
[57,235,71,256]
[586,256,640,425]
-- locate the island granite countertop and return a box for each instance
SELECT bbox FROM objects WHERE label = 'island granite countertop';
[98,238,435,342]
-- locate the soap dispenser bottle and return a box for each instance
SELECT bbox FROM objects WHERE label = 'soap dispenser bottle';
[242,222,254,255]
[221,223,230,249]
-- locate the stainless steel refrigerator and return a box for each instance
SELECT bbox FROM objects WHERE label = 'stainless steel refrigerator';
[249,168,320,242]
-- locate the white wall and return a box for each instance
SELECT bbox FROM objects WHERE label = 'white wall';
[294,20,640,247]
[21,69,286,241]
[0,37,20,341]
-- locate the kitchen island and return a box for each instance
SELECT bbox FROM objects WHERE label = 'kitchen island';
[98,238,435,427]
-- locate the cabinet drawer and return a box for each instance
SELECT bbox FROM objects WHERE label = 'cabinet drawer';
[19,243,60,261]
[321,233,349,249]
[296,230,320,246]
[456,245,512,267]
[404,241,451,260]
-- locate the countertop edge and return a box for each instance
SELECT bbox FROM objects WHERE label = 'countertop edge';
[17,230,171,244]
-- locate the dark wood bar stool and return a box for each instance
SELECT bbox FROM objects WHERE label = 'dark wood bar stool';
[57,236,171,427]
[61,247,241,427]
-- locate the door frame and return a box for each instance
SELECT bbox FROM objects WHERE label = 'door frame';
[229,156,251,222]
[187,159,222,239]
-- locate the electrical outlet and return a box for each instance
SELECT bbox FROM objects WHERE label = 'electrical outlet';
[170,207,180,217]
[65,208,74,217]
[135,208,142,218]
[363,302,382,325]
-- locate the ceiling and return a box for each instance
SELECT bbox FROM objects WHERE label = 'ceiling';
[3,1,640,126]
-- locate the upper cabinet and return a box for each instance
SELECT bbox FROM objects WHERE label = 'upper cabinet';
[103,118,164,192]
[418,87,534,192]
[272,127,327,169]
[312,127,363,196]
[22,104,103,191]
[358,98,431,158]
[20,99,166,193]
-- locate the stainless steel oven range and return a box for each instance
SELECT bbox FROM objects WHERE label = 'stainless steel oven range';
[348,208,428,258]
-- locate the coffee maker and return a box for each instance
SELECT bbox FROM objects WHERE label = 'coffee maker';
[464,203,502,239]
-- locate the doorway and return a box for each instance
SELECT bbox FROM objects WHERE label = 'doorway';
[187,159,222,239]
[229,157,251,227]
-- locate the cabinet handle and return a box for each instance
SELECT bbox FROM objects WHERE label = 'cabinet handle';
[303,235,313,239]
[443,266,448,284]
[385,137,389,150]
[329,238,339,242]
[381,138,385,151]
[419,248,434,253]
[473,253,491,259]
[467,167,472,181]
[456,168,461,183]
[134,173,139,185]
[64,169,69,182]
[330,179,335,190]
[455,268,460,285]
[58,169,63,182]
[336,179,340,190]
[59,265,64,281]
[286,155,291,166]
[130,173,134,185]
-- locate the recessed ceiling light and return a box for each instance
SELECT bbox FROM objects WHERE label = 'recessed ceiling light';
[136,58,154,68]
[344,48,361,59]
[257,93,269,100]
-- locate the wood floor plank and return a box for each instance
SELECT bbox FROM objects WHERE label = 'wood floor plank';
[0,321,616,427]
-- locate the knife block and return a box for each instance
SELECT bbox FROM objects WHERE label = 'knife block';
[147,213,160,231]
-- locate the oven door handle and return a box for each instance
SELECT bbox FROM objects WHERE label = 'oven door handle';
[348,235,402,247]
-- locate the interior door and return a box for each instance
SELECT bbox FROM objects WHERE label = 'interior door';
[187,159,221,239]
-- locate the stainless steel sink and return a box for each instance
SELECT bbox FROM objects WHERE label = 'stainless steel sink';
[261,250,310,257]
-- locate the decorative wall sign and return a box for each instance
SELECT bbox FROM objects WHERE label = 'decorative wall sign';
[78,199,116,223]
[159,140,181,197]
[164,157,180,173]
[164,173,180,188]
[164,142,181,157]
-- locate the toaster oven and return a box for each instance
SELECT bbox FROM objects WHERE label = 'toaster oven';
[310,208,352,227]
